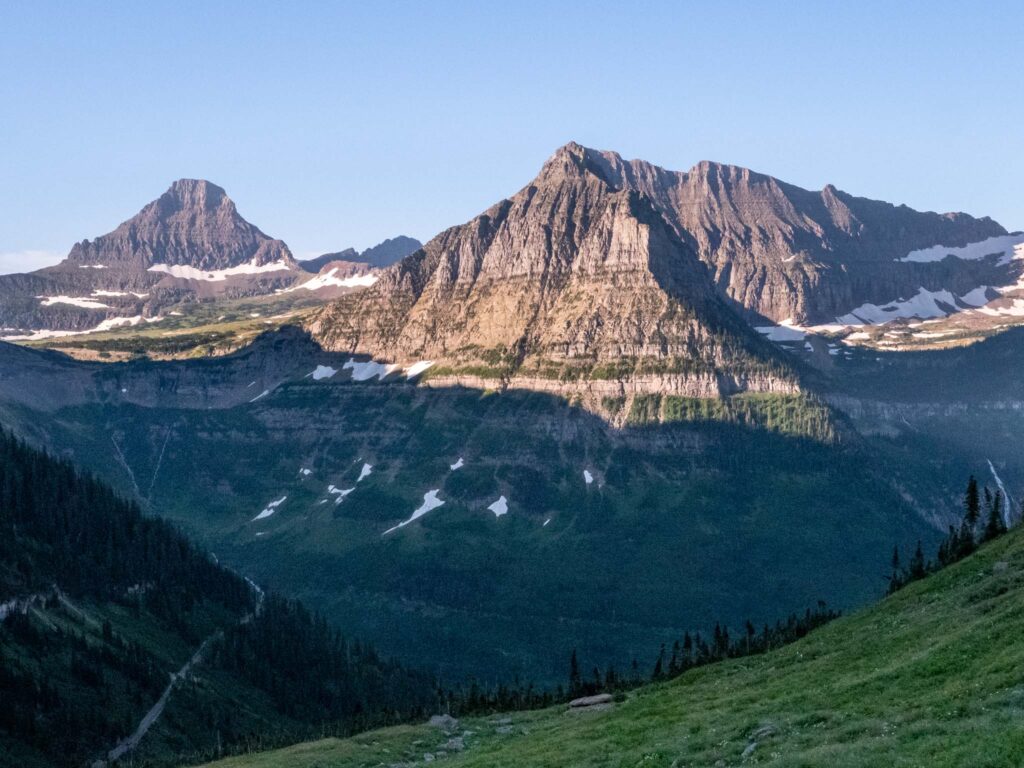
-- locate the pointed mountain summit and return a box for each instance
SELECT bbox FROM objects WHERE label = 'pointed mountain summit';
[64,179,295,271]
[0,180,300,338]
[310,142,798,403]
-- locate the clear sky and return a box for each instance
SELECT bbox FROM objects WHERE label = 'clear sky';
[1,1,1021,273]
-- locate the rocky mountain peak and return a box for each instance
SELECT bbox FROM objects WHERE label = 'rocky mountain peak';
[310,143,794,405]
[158,178,231,214]
[63,180,294,271]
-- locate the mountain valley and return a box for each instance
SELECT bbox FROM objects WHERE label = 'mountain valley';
[2,142,1022,766]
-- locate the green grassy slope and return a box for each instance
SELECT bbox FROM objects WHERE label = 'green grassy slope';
[200,524,1024,768]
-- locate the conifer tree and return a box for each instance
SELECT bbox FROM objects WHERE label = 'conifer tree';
[568,649,582,697]
[965,476,981,528]
[652,644,666,680]
[982,491,1008,542]
[909,541,927,579]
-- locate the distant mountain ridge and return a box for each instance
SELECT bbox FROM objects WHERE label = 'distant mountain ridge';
[307,142,1023,402]
[299,235,422,273]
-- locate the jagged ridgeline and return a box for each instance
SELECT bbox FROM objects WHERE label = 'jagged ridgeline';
[0,429,439,768]
[309,144,806,419]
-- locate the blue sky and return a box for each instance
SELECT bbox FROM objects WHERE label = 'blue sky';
[1,1,1021,273]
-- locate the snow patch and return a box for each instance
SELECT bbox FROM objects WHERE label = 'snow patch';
[755,323,806,342]
[91,290,149,298]
[279,267,379,293]
[543,518,551,527]
[310,365,338,380]
[405,360,435,379]
[249,389,270,403]
[978,299,1024,318]
[299,467,312,476]
[383,490,445,534]
[148,259,292,282]
[583,469,594,485]
[328,485,355,505]
[357,463,373,482]
[487,496,508,517]
[344,358,400,381]
[837,288,964,325]
[252,495,286,521]
[450,457,464,471]
[899,234,1024,264]
[37,295,111,309]
[959,286,993,307]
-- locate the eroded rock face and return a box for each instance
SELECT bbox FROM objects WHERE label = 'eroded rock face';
[310,145,796,397]
[572,142,1012,323]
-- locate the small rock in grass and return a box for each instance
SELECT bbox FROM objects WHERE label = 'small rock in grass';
[428,714,459,732]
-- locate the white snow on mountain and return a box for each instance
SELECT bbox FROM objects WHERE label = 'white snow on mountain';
[899,234,1024,264]
[405,360,435,379]
[344,358,400,381]
[279,267,379,293]
[91,289,150,298]
[37,295,111,309]
[487,496,508,517]
[383,490,445,535]
[310,365,338,380]
[328,485,355,504]
[836,288,963,325]
[959,287,993,307]
[755,323,806,342]
[583,469,594,485]
[252,495,287,521]
[978,299,1024,317]
[148,259,291,282]
[357,463,373,482]
[450,457,464,471]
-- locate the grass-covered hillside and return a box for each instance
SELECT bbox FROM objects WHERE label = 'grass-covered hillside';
[201,518,1024,768]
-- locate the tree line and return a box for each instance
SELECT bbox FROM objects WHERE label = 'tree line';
[888,475,1011,594]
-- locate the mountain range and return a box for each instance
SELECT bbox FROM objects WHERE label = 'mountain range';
[0,180,419,341]
[1,142,1023,765]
